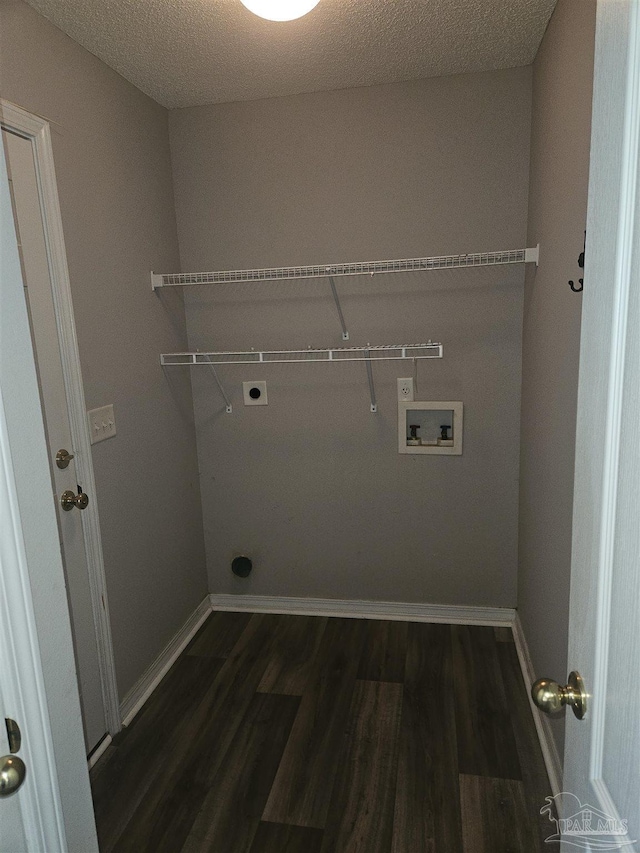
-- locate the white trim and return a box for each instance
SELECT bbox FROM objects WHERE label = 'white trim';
[119,597,212,727]
[87,734,112,770]
[0,99,120,737]
[511,614,562,796]
[0,133,69,848]
[209,593,515,626]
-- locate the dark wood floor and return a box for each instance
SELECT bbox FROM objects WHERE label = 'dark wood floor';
[91,612,553,852]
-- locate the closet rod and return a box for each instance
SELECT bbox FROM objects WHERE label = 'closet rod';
[160,342,443,366]
[151,246,540,289]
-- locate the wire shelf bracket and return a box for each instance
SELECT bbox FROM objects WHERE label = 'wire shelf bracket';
[329,276,349,341]
[150,246,540,290]
[198,351,232,413]
[364,350,377,413]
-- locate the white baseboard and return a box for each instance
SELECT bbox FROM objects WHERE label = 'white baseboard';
[209,593,515,626]
[119,596,212,728]
[87,733,112,770]
[512,613,562,796]
[117,593,513,731]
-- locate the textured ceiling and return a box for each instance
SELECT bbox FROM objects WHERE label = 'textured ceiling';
[25,0,557,108]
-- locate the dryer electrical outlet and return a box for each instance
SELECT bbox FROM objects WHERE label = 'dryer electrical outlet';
[397,378,414,402]
[243,381,268,406]
[87,404,116,444]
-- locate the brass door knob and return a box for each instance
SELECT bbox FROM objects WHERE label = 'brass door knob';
[75,490,89,510]
[0,755,26,796]
[531,671,587,719]
[60,489,89,511]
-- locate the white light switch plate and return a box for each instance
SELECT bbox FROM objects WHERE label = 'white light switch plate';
[87,404,116,444]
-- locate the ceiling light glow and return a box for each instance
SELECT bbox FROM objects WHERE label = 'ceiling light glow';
[239,0,320,22]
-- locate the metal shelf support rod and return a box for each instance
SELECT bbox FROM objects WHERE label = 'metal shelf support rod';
[365,349,378,414]
[201,352,233,413]
[328,276,349,341]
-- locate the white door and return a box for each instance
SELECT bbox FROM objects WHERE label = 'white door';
[2,127,107,753]
[0,125,98,851]
[0,682,26,853]
[554,1,640,849]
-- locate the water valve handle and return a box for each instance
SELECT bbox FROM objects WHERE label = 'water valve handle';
[409,424,420,440]
[440,425,451,440]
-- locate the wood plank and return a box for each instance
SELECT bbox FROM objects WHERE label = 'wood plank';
[249,823,324,853]
[459,774,539,852]
[180,693,300,853]
[320,679,402,853]
[262,617,368,829]
[452,625,522,780]
[91,654,224,853]
[357,619,407,683]
[493,626,514,643]
[257,615,328,695]
[185,609,252,658]
[497,642,553,849]
[391,622,463,853]
[111,614,285,852]
[113,775,209,853]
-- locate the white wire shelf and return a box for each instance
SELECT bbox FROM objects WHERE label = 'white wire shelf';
[151,246,539,289]
[160,342,443,366]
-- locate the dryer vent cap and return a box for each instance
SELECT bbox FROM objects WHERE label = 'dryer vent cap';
[231,556,252,578]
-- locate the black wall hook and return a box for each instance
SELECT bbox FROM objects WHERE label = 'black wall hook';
[569,231,586,292]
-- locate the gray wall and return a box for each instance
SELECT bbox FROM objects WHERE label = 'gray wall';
[169,70,532,607]
[0,0,207,699]
[518,0,596,760]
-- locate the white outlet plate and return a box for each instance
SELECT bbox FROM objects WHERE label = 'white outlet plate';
[243,381,268,406]
[397,377,414,402]
[87,404,116,444]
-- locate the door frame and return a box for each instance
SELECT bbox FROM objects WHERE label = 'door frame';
[1,99,120,740]
[0,125,98,851]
